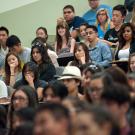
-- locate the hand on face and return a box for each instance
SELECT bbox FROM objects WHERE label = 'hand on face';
[80,55,86,64]
[76,52,86,64]
[10,62,16,68]
[8,54,19,72]
[25,73,34,84]
[10,63,16,73]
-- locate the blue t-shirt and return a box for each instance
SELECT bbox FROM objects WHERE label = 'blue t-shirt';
[82,4,112,25]
[97,24,110,39]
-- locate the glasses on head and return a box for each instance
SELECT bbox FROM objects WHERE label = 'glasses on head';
[89,64,99,70]
[63,11,72,14]
[32,41,42,47]
[12,96,27,102]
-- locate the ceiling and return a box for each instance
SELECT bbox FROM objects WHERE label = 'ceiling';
[0,0,39,13]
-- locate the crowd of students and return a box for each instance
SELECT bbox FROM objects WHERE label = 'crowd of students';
[0,0,135,135]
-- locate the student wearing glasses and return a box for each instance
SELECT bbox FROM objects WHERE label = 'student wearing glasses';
[83,0,112,25]
[8,85,38,135]
[86,25,112,68]
[95,8,113,39]
[14,61,47,100]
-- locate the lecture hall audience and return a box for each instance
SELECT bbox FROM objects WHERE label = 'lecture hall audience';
[0,1,135,135]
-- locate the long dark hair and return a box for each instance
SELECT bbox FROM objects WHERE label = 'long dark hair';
[11,85,38,109]
[9,85,38,135]
[118,23,135,50]
[5,52,22,85]
[56,22,71,53]
[71,42,90,67]
[31,41,51,64]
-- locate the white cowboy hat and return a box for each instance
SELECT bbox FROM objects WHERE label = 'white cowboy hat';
[58,66,82,81]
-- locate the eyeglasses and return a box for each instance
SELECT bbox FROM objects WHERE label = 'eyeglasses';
[12,96,27,102]
[97,13,106,16]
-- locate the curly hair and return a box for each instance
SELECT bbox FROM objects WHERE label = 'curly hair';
[118,23,135,50]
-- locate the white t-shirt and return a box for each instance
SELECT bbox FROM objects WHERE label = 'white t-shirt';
[0,80,8,98]
[19,47,31,64]
[118,48,129,60]
[0,47,8,57]
[47,49,59,67]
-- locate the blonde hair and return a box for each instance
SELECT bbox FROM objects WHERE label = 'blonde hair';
[95,8,110,31]
[57,17,66,25]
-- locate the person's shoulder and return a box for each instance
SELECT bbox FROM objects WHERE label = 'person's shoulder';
[43,62,55,70]
[38,80,47,88]
[74,16,86,22]
[14,79,23,84]
[22,47,31,57]
[0,80,6,88]
[73,16,86,27]
[13,79,24,89]
[97,40,108,47]
[99,4,112,10]
[83,10,92,17]
[105,28,115,35]
[24,47,31,52]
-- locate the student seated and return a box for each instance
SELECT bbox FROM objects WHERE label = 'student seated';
[86,25,112,68]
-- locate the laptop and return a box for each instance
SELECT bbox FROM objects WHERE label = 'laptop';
[57,53,74,66]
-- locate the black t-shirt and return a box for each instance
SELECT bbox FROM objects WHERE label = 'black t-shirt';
[14,79,47,90]
[38,63,56,82]
[130,40,135,54]
[68,16,86,42]
[68,16,86,30]
[104,28,119,43]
